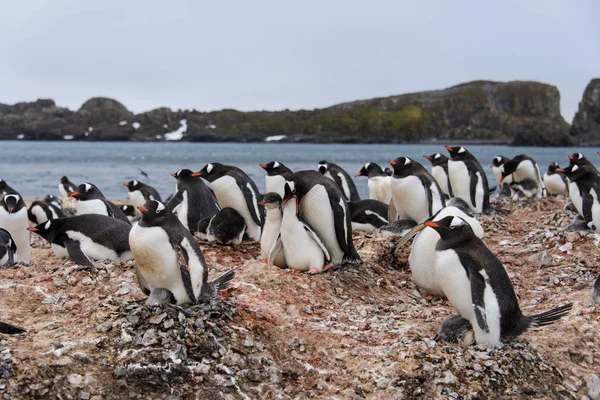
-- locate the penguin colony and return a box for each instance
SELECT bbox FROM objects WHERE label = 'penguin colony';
[0,147,597,351]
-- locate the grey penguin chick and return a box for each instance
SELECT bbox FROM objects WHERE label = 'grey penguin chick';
[197,207,246,245]
[0,228,17,268]
[129,200,235,306]
[259,193,286,267]
[433,314,474,346]
[29,214,133,268]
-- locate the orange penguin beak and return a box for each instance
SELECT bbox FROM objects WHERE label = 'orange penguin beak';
[259,200,267,206]
[568,155,574,160]
[28,227,39,232]
[355,171,362,177]
[389,160,397,166]
[424,221,439,228]
[171,173,176,178]
[445,145,453,152]
[423,155,431,160]
[138,206,148,213]
[123,183,130,187]
[258,164,267,169]
[556,168,565,173]
[70,191,80,198]
[191,172,202,177]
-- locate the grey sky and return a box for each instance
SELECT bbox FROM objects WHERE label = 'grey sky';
[1,1,598,121]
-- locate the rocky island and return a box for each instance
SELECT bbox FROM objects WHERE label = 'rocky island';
[1,79,599,145]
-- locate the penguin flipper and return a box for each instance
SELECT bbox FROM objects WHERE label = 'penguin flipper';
[64,240,94,268]
[582,192,594,225]
[241,183,263,227]
[146,288,176,306]
[267,234,284,266]
[469,271,490,333]
[303,224,331,262]
[166,190,184,213]
[0,322,26,335]
[172,241,197,304]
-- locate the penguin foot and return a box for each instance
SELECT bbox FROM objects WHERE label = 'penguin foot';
[308,268,320,275]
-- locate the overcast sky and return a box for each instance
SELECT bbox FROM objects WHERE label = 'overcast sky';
[1,1,598,121]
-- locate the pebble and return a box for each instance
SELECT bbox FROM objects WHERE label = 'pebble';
[67,374,83,386]
[585,374,600,400]
[141,329,158,346]
[81,277,93,286]
[148,313,167,325]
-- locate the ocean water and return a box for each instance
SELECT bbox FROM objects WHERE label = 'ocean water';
[0,141,598,201]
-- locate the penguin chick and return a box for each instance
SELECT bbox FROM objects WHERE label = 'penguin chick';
[129,200,235,306]
[197,208,246,245]
[259,193,285,266]
[0,228,16,268]
[433,314,474,347]
[425,215,572,347]
[543,162,568,196]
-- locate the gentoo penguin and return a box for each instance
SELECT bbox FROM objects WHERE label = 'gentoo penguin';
[124,180,162,217]
[195,163,263,241]
[281,171,361,265]
[423,153,453,199]
[568,153,599,174]
[259,193,286,267]
[58,176,77,198]
[119,205,139,224]
[389,157,445,224]
[0,179,18,196]
[167,169,220,233]
[425,215,572,347]
[196,208,246,245]
[355,162,392,203]
[71,183,130,224]
[29,214,133,268]
[348,199,389,230]
[129,200,235,305]
[433,315,474,346]
[500,155,546,199]
[543,162,568,196]
[28,197,65,225]
[0,228,17,268]
[317,160,361,201]
[268,193,330,273]
[397,200,484,297]
[0,193,30,264]
[377,219,418,238]
[557,164,600,230]
[490,156,511,197]
[0,321,25,335]
[259,161,293,198]
[446,146,491,214]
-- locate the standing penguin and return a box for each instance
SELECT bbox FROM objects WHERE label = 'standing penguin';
[355,162,392,203]
[568,153,599,174]
[129,200,235,306]
[557,164,600,230]
[0,179,18,196]
[259,161,293,198]
[0,194,30,264]
[490,156,511,197]
[196,208,246,245]
[259,193,286,267]
[28,197,65,225]
[317,160,361,202]
[423,153,453,199]
[167,169,220,233]
[446,146,491,214]
[0,228,17,268]
[71,183,130,224]
[195,163,263,241]
[58,176,77,198]
[29,214,133,267]
[268,193,330,273]
[543,162,568,196]
[348,199,389,230]
[500,154,546,200]
[424,215,572,347]
[281,171,360,265]
[124,180,162,217]
[389,157,445,224]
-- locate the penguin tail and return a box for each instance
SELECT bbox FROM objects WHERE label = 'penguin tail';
[0,322,26,335]
[211,269,236,293]
[526,303,572,329]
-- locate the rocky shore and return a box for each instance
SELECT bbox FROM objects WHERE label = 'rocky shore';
[0,196,599,399]
[2,79,599,145]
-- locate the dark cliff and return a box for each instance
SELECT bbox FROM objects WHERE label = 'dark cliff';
[0,80,572,145]
[570,78,600,145]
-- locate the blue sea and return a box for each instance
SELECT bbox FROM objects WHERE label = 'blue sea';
[0,141,598,200]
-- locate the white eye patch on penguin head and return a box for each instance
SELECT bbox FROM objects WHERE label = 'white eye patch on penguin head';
[458,147,466,154]
[132,180,139,187]
[83,183,92,192]
[434,154,441,159]
[273,161,280,168]
[154,201,165,213]
[44,220,51,230]
[206,163,214,174]
[317,162,328,174]
[449,216,467,229]
[572,165,579,172]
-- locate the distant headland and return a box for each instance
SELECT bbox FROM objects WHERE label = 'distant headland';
[1,79,599,146]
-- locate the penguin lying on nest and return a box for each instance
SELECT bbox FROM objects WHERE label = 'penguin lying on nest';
[424,215,572,347]
[0,322,25,335]
[129,200,235,306]
[0,228,16,268]
[196,207,246,245]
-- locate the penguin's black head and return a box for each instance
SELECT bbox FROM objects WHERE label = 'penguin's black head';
[281,182,299,215]
[1,194,24,214]
[60,176,70,184]
[259,161,291,177]
[317,160,329,175]
[423,153,448,167]
[120,204,136,217]
[445,145,471,160]
[171,169,196,180]
[259,192,283,209]
[568,153,589,167]
[356,162,385,178]
[556,164,592,182]
[124,180,143,191]
[389,157,422,177]
[434,315,474,345]
[28,219,59,242]
[44,194,61,205]
[425,215,475,243]
[71,183,104,200]
[499,159,521,182]
[384,167,392,176]
[491,156,508,168]
[195,163,226,182]
[138,200,168,223]
[547,162,560,174]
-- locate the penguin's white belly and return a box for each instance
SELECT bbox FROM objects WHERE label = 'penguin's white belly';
[0,209,30,263]
[174,191,190,230]
[260,212,282,260]
[51,243,69,258]
[431,166,450,197]
[66,230,119,260]
[211,177,261,241]
[390,176,432,223]
[568,182,583,216]
[335,172,352,200]
[448,161,478,212]
[300,185,344,264]
[591,189,600,230]
[491,166,502,185]
[77,199,108,217]
[544,174,567,196]
[265,175,285,198]
[280,214,325,271]
[514,161,542,197]
[368,176,392,203]
[129,225,203,304]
